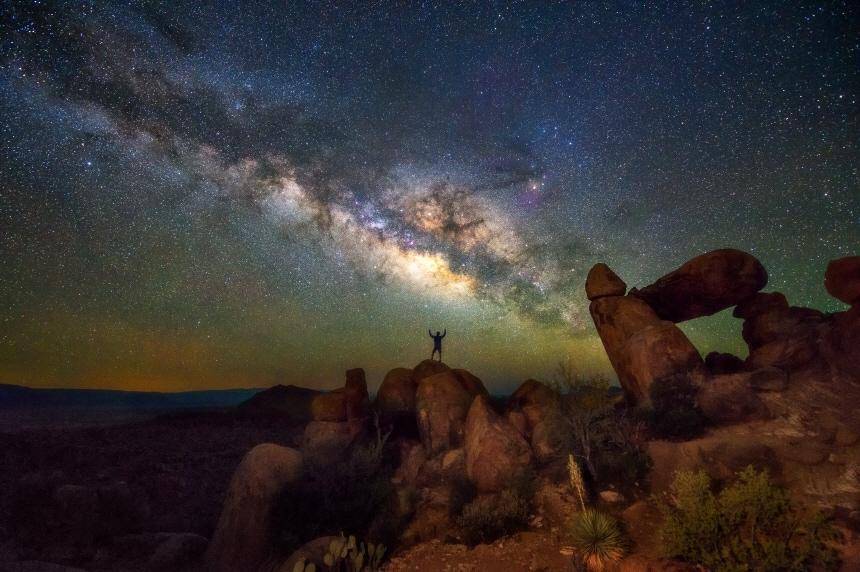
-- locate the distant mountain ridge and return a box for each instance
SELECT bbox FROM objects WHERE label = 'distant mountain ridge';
[0,383,262,410]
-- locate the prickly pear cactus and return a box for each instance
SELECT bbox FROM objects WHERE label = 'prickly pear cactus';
[320,533,387,571]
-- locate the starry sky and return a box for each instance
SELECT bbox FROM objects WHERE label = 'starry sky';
[1,1,857,392]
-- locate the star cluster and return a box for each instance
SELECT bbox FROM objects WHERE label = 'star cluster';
[0,1,856,391]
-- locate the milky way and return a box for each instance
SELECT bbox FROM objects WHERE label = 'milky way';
[1,2,857,391]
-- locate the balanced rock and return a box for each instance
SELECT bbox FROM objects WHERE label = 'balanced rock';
[464,396,533,492]
[825,256,860,306]
[590,295,703,402]
[585,263,627,300]
[632,249,767,322]
[415,371,474,455]
[375,367,417,415]
[206,444,303,572]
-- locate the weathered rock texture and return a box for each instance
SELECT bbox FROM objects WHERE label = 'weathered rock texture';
[825,255,860,306]
[631,248,768,322]
[585,263,627,300]
[464,396,533,492]
[415,371,474,455]
[507,379,563,461]
[589,293,704,403]
[206,444,303,572]
[375,367,417,416]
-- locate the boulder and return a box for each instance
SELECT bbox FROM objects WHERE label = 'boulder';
[590,293,704,402]
[393,441,426,486]
[825,255,860,306]
[412,359,450,383]
[302,420,365,467]
[452,369,489,397]
[704,352,745,375]
[507,379,563,462]
[732,291,788,320]
[310,390,347,422]
[206,444,304,572]
[415,371,474,455]
[631,249,767,322]
[375,368,417,415]
[585,263,627,300]
[464,396,533,492]
[827,306,860,378]
[344,368,370,420]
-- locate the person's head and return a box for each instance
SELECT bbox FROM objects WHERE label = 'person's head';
[436,331,441,336]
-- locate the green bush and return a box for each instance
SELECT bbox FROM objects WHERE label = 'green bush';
[570,508,626,571]
[660,466,840,571]
[272,437,396,555]
[646,374,707,440]
[456,488,531,546]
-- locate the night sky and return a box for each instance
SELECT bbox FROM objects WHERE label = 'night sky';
[1,1,857,392]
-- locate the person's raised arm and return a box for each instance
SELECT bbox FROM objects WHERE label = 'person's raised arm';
[442,329,446,338]
[429,329,433,338]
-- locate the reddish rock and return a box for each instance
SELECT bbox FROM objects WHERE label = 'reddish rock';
[452,369,489,397]
[632,249,768,322]
[590,296,703,403]
[732,291,788,319]
[508,379,558,428]
[828,306,860,378]
[415,371,474,455]
[464,396,533,492]
[507,379,563,461]
[704,352,745,375]
[585,263,627,300]
[375,368,417,415]
[412,359,450,383]
[302,420,365,467]
[310,390,346,422]
[344,368,370,420]
[825,256,860,306]
[206,444,303,572]
[698,373,770,425]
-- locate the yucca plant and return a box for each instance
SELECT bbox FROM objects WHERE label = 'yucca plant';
[571,508,626,571]
[567,453,587,511]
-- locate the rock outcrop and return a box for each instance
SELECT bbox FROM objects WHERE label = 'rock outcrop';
[206,444,303,572]
[589,293,704,402]
[825,255,860,306]
[310,368,370,423]
[631,248,767,322]
[464,396,533,493]
[375,367,417,416]
[415,371,474,456]
[507,379,563,461]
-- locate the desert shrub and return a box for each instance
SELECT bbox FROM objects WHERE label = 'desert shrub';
[660,466,840,571]
[272,427,397,555]
[456,488,531,546]
[571,507,626,571]
[447,476,477,517]
[594,449,651,494]
[646,374,706,440]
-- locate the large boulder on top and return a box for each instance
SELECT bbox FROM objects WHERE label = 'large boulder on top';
[590,295,703,402]
[415,371,474,456]
[631,248,767,322]
[206,444,303,572]
[375,367,417,415]
[464,396,534,492]
[412,359,450,383]
[825,256,860,306]
[585,263,627,300]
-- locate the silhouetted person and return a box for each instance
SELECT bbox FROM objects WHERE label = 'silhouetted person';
[429,329,446,361]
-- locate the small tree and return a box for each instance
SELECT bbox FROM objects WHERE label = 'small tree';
[550,356,613,479]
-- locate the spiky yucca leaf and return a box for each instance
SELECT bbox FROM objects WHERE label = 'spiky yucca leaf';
[568,453,587,511]
[571,508,626,571]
